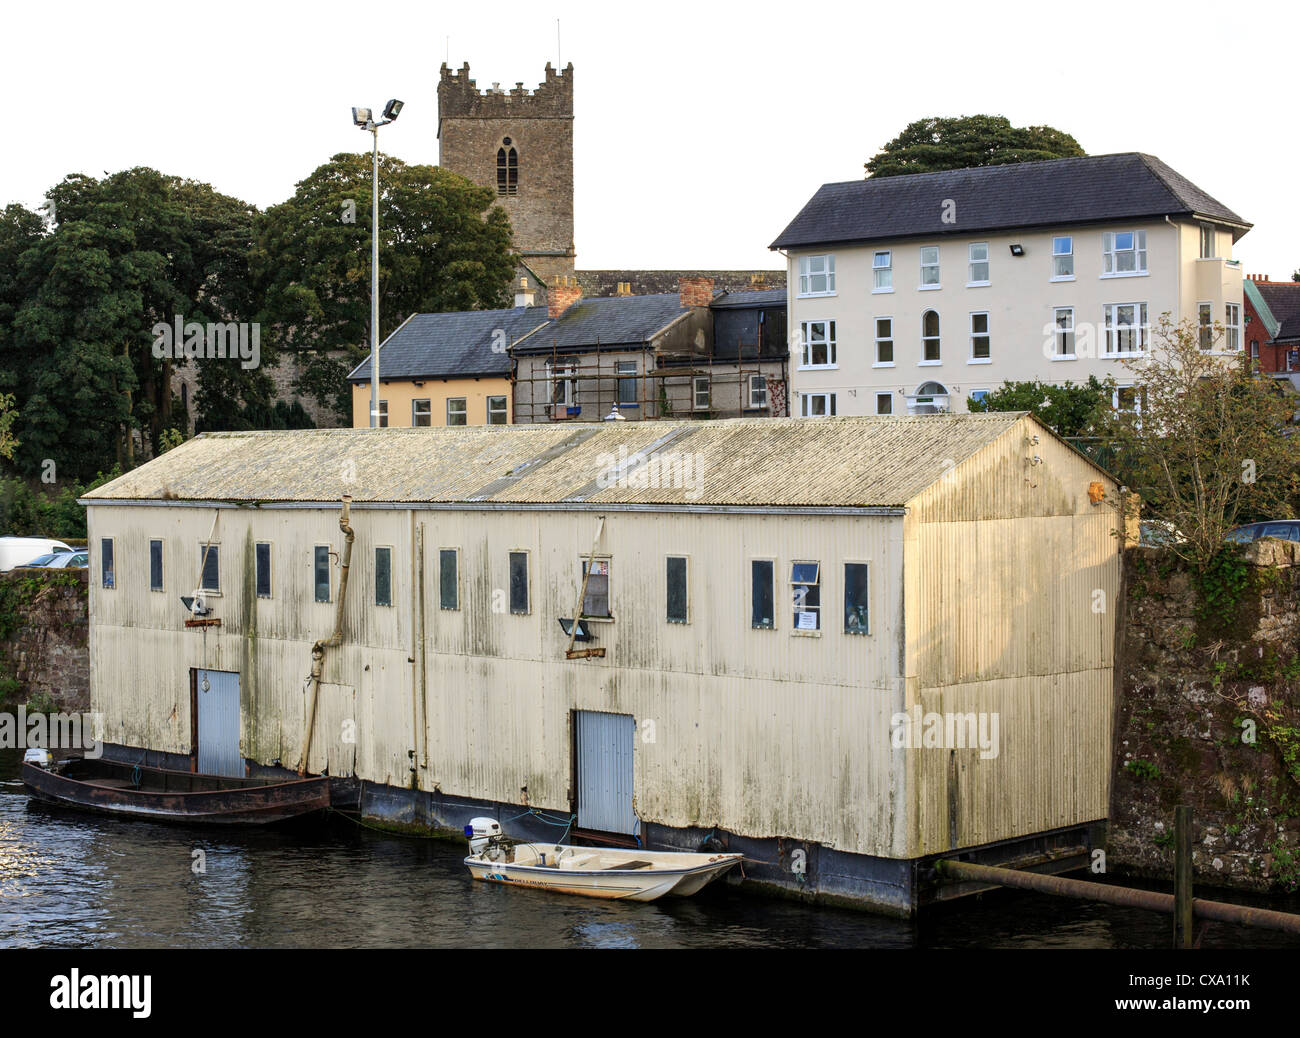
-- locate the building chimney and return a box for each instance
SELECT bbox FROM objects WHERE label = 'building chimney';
[616,281,633,296]
[549,275,582,318]
[749,273,770,291]
[679,276,714,308]
[514,277,536,308]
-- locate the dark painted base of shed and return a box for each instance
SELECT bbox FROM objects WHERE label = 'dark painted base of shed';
[99,743,1106,917]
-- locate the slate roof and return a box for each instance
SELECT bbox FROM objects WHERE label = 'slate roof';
[83,413,1073,510]
[347,306,549,382]
[770,153,1250,251]
[513,293,692,353]
[710,289,787,309]
[1254,282,1300,343]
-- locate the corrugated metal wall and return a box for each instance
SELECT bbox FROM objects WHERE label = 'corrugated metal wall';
[904,416,1121,856]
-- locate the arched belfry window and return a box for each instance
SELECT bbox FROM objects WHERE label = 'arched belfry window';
[497,138,518,196]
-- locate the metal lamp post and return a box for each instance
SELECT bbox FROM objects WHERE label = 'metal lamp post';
[352,99,404,428]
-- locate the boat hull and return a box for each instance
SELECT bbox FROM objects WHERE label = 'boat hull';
[465,844,742,902]
[22,758,331,826]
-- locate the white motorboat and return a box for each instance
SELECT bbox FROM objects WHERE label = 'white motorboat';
[463,818,742,902]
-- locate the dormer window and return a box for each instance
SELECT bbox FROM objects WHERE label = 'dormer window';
[497,139,518,196]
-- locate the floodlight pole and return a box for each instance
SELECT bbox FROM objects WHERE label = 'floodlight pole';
[355,102,401,428]
[370,123,380,429]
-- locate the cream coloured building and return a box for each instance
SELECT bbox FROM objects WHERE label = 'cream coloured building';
[81,414,1121,915]
[771,153,1250,416]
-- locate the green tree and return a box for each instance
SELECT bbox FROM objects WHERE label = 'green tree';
[255,153,515,421]
[967,376,1115,438]
[1105,315,1298,568]
[866,116,1085,178]
[9,169,263,476]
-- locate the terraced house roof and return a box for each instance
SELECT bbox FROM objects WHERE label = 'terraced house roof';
[347,306,550,382]
[83,413,1041,510]
[771,153,1250,251]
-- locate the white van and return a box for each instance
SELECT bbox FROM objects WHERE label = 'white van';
[0,537,74,571]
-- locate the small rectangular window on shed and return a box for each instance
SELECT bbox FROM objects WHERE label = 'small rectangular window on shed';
[509,551,529,615]
[666,556,688,624]
[315,545,331,603]
[255,542,272,598]
[844,563,870,635]
[791,561,821,631]
[375,546,392,607]
[199,545,220,593]
[582,558,611,618]
[751,559,774,630]
[101,538,115,589]
[149,539,163,592]
[439,549,459,610]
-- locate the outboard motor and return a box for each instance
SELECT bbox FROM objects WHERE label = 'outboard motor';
[465,817,508,860]
[23,748,52,768]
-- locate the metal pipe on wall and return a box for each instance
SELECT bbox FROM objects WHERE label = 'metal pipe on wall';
[297,496,355,776]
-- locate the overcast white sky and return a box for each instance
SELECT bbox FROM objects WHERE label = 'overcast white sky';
[3,0,1297,275]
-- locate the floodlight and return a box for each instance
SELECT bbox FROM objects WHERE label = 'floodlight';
[383,99,404,121]
[352,107,373,126]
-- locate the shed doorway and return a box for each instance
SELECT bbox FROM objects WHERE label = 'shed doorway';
[574,710,636,836]
[192,669,242,777]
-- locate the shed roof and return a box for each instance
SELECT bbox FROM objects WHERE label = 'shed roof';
[770,153,1250,251]
[84,414,1059,509]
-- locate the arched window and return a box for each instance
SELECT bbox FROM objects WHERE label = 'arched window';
[921,310,941,362]
[497,138,518,196]
[907,381,950,415]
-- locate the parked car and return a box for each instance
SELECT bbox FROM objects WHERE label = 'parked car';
[1225,521,1300,544]
[0,537,73,571]
[25,551,89,569]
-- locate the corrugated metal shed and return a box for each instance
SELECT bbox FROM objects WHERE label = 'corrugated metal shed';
[84,413,1035,508]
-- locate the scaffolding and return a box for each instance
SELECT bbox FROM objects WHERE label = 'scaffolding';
[511,337,790,424]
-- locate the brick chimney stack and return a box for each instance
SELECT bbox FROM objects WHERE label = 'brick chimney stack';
[679,276,714,308]
[549,275,582,318]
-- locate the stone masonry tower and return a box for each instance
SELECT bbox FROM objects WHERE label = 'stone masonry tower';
[437,62,575,287]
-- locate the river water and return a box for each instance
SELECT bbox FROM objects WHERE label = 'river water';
[2,749,1297,949]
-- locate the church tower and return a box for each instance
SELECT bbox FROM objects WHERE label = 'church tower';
[437,62,575,287]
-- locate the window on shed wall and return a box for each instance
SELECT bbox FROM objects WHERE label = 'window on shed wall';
[791,561,821,631]
[509,551,529,614]
[751,560,774,629]
[666,556,688,624]
[199,545,220,593]
[149,539,163,592]
[315,545,331,603]
[581,558,611,618]
[844,563,870,635]
[255,543,272,598]
[101,538,114,589]
[439,549,459,610]
[375,547,392,607]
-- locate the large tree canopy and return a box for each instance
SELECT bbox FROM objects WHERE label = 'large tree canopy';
[866,116,1085,178]
[7,169,263,479]
[255,154,516,421]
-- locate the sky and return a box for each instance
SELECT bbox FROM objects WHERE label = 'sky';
[3,0,1297,276]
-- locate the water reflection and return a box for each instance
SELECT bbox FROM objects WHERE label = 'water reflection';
[1,750,1297,949]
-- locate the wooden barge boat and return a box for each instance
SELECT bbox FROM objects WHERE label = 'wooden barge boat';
[22,755,331,826]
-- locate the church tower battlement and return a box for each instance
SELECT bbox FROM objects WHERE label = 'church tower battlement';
[437,62,575,286]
